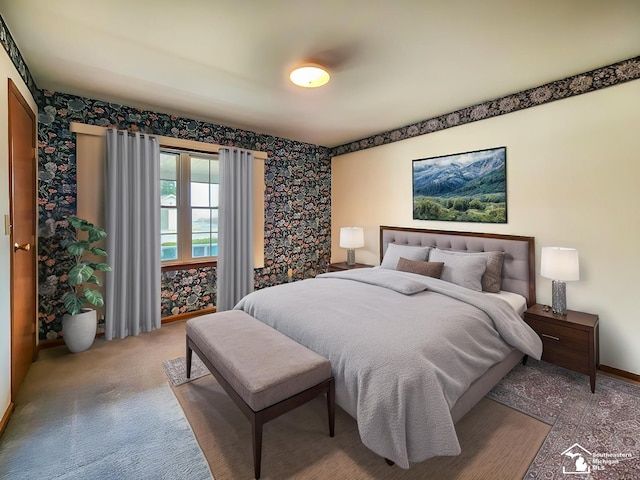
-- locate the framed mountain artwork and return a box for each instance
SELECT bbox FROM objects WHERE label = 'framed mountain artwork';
[412,147,507,223]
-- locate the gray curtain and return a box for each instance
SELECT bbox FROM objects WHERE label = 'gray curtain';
[217,148,254,311]
[104,129,161,339]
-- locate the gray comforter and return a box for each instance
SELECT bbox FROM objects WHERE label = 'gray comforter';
[235,268,542,468]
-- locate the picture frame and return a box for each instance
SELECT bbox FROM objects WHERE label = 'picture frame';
[412,146,507,223]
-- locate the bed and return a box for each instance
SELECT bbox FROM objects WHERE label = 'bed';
[235,226,543,468]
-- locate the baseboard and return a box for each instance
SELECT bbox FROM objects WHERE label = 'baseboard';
[599,364,640,383]
[1,401,14,437]
[37,309,217,350]
[161,307,216,324]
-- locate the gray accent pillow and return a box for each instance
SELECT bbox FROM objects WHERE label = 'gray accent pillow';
[396,258,444,279]
[428,249,487,292]
[380,244,431,269]
[431,249,505,293]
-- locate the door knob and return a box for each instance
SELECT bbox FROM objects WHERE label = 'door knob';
[13,242,31,252]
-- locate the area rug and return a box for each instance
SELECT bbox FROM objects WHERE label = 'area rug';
[0,383,213,480]
[163,353,210,386]
[487,359,640,479]
[167,361,549,479]
[165,355,640,479]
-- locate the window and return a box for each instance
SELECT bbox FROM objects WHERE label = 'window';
[160,149,219,264]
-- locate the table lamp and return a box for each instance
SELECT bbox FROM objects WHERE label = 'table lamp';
[540,247,579,315]
[339,227,364,266]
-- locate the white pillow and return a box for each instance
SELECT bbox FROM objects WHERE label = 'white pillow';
[380,243,430,269]
[428,249,487,291]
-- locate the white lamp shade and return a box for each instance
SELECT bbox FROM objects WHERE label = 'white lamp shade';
[540,247,580,281]
[339,227,364,249]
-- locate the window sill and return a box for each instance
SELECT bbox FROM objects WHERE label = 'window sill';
[161,259,217,271]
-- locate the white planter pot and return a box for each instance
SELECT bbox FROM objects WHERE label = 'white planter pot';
[62,308,97,353]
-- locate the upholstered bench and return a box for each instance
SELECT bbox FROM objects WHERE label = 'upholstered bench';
[185,310,335,479]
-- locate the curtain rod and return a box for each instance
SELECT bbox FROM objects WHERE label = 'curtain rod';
[69,122,268,160]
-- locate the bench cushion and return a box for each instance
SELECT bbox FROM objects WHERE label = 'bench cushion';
[186,310,332,411]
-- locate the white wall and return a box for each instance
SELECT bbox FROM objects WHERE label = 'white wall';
[332,80,640,375]
[0,49,38,421]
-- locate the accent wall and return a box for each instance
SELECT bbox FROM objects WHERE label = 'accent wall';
[37,91,331,341]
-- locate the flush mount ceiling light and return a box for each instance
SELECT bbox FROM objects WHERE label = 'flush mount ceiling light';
[289,64,330,88]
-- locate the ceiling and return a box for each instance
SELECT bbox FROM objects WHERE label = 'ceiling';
[1,0,639,147]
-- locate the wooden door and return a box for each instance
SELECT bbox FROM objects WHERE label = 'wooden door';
[8,79,37,399]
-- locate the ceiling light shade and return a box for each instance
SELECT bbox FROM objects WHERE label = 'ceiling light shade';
[289,64,330,88]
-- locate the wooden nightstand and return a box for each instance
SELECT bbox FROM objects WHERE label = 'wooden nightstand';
[524,304,599,393]
[327,262,373,272]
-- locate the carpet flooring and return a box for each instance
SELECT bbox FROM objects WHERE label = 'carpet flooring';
[0,322,213,480]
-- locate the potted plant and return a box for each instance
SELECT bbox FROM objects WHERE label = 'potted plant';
[61,216,112,353]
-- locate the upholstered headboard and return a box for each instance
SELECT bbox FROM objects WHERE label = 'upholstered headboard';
[380,226,536,306]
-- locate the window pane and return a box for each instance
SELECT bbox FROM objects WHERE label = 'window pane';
[161,234,178,261]
[208,159,219,184]
[211,208,218,233]
[210,184,219,208]
[192,232,212,258]
[191,156,218,208]
[161,180,177,206]
[190,157,211,183]
[192,208,211,233]
[160,152,178,181]
[161,152,178,263]
[191,182,210,207]
[161,207,177,234]
[211,233,218,257]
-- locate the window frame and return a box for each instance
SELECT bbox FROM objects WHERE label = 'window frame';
[161,148,219,269]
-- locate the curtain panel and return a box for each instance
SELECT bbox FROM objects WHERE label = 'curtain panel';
[217,148,254,311]
[104,129,161,339]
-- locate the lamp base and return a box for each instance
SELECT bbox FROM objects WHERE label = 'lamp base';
[346,248,356,266]
[551,280,567,315]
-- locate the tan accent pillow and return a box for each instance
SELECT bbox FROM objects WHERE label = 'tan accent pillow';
[396,257,444,279]
[380,243,431,269]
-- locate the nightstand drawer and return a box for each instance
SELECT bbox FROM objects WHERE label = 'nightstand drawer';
[526,317,590,375]
[524,304,599,393]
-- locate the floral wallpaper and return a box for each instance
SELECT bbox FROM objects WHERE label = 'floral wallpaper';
[330,56,640,157]
[36,90,332,341]
[0,15,40,101]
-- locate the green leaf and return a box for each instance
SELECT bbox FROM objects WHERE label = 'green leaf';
[68,264,94,286]
[86,275,101,286]
[88,229,107,242]
[63,292,84,316]
[92,263,112,272]
[83,288,104,308]
[67,216,85,229]
[67,241,90,256]
[90,247,107,257]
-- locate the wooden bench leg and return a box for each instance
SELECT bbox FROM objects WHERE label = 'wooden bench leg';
[186,337,193,378]
[327,378,335,437]
[252,415,263,479]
